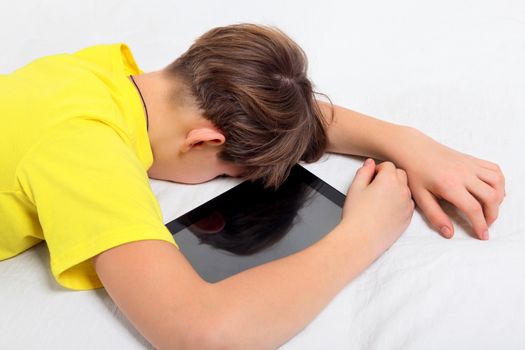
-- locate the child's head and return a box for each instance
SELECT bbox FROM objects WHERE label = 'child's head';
[163,23,333,189]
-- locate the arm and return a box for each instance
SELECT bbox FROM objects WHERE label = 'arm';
[94,153,412,350]
[94,224,377,350]
[318,100,410,160]
[316,99,506,240]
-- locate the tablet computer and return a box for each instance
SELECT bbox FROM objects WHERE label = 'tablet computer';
[166,164,346,283]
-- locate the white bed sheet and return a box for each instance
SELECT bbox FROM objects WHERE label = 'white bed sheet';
[1,1,524,349]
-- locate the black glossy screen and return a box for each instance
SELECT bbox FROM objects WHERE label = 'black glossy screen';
[166,165,345,283]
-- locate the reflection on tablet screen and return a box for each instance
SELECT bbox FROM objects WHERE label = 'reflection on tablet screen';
[166,165,345,283]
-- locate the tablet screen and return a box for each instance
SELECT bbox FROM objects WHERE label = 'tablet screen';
[166,164,345,283]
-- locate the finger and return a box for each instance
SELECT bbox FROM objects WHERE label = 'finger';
[477,166,506,202]
[476,158,501,172]
[412,187,454,238]
[350,158,376,190]
[467,178,500,226]
[440,188,489,240]
[375,161,396,173]
[396,168,408,185]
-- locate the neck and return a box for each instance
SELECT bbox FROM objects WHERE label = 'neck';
[130,70,185,166]
[129,70,214,179]
[131,70,174,129]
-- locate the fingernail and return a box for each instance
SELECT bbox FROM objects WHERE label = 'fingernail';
[365,158,373,165]
[440,226,451,238]
[482,230,489,240]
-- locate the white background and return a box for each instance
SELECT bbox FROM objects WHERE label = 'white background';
[1,1,524,349]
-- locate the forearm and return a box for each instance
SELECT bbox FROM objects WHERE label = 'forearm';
[317,100,414,161]
[203,223,381,350]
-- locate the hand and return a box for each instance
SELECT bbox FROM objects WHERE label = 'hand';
[393,128,506,240]
[341,159,415,256]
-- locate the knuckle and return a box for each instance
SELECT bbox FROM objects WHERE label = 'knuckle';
[484,161,500,171]
[437,179,459,197]
[496,173,505,186]
[438,173,459,189]
[468,202,483,214]
[486,189,498,203]
[489,212,499,223]
[379,161,395,169]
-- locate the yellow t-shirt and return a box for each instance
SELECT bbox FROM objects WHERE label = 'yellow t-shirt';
[0,43,179,291]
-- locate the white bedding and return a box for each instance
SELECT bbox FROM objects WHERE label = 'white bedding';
[1,1,524,349]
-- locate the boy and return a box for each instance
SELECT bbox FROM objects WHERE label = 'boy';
[0,23,505,349]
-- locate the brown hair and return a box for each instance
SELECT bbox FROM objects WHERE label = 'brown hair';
[164,23,334,189]
[183,165,315,257]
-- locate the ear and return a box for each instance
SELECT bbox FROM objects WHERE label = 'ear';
[180,127,225,153]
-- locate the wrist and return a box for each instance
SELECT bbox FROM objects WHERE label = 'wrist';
[333,220,384,261]
[375,124,419,163]
[382,126,437,171]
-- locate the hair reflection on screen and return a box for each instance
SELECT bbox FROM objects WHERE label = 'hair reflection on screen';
[186,180,315,256]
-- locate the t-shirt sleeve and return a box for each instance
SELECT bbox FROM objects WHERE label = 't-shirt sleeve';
[16,118,179,291]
